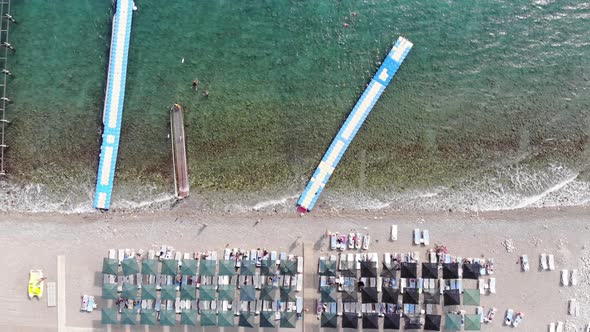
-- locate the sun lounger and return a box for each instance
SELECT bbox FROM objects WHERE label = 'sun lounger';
[479,279,485,294]
[476,306,484,323]
[549,322,556,332]
[118,249,125,264]
[540,253,548,271]
[512,312,524,327]
[489,278,496,294]
[561,270,569,286]
[548,254,555,270]
[521,255,529,271]
[355,253,362,270]
[422,230,429,245]
[571,269,578,286]
[556,321,564,332]
[413,229,420,245]
[505,309,514,326]
[362,234,370,250]
[391,225,398,241]
[297,256,303,273]
[47,282,56,307]
[569,299,577,315]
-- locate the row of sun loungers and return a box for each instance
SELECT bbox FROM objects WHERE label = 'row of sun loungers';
[329,231,371,251]
[561,269,578,286]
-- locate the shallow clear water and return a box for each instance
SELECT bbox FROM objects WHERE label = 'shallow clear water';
[2,0,589,212]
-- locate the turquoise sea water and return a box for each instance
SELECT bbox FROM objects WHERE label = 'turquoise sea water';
[1,0,589,212]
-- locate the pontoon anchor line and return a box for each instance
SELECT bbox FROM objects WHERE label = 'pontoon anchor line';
[93,0,134,209]
[297,36,413,212]
[0,0,15,176]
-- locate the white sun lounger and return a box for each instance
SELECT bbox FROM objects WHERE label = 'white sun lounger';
[549,322,556,332]
[571,269,578,286]
[521,255,529,271]
[297,256,304,273]
[569,299,577,315]
[489,278,496,294]
[422,230,429,245]
[297,274,303,292]
[548,254,555,271]
[478,279,485,294]
[47,282,56,307]
[413,229,420,245]
[362,235,370,250]
[540,253,548,270]
[556,321,564,332]
[355,254,362,270]
[391,225,398,241]
[561,270,570,286]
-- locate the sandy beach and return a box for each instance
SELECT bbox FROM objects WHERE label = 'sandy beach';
[0,206,589,331]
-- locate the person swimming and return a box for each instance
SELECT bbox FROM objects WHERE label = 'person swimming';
[192,79,199,92]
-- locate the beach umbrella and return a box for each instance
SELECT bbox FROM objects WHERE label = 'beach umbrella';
[101,307,118,324]
[141,284,156,300]
[382,287,399,304]
[121,283,137,299]
[463,289,480,306]
[320,286,337,303]
[401,262,417,278]
[280,286,296,302]
[464,314,481,330]
[142,259,158,275]
[238,311,254,328]
[161,259,177,276]
[381,262,397,278]
[342,312,359,329]
[424,314,441,331]
[321,312,338,328]
[159,310,176,326]
[121,258,139,276]
[384,313,400,329]
[442,263,459,279]
[340,260,356,276]
[422,262,439,279]
[181,259,197,276]
[462,263,481,279]
[319,260,337,276]
[120,309,137,325]
[219,260,236,276]
[363,313,379,329]
[180,309,197,326]
[102,258,118,275]
[217,311,235,327]
[361,261,378,278]
[240,260,256,276]
[160,285,176,301]
[218,284,236,301]
[423,291,440,305]
[102,283,118,300]
[180,284,196,300]
[280,311,297,328]
[260,285,277,301]
[200,310,217,327]
[403,288,419,304]
[362,287,378,303]
[261,259,276,276]
[200,284,216,301]
[260,311,276,328]
[240,285,256,302]
[444,289,461,306]
[140,309,157,325]
[341,288,358,302]
[199,260,216,276]
[445,313,462,331]
[280,260,297,275]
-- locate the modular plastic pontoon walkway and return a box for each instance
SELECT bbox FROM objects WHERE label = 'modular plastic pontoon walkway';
[94,0,134,209]
[0,0,15,175]
[297,36,413,212]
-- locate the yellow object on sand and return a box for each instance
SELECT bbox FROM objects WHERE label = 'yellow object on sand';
[28,270,44,299]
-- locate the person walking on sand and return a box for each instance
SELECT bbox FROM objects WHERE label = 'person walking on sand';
[192,79,199,92]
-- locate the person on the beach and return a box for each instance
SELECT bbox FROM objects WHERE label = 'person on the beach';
[3,14,16,24]
[2,42,14,51]
[203,89,209,97]
[192,79,198,92]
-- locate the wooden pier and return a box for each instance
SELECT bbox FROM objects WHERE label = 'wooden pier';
[170,103,189,199]
[0,0,15,176]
